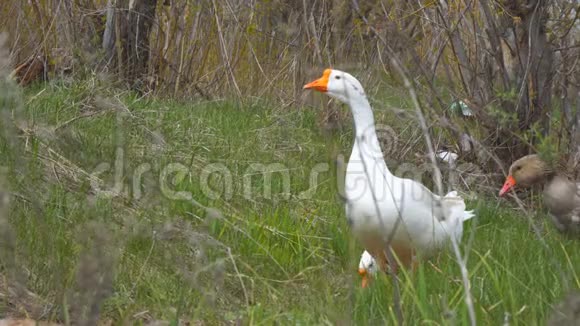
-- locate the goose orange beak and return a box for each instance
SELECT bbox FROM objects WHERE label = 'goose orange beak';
[303,69,331,92]
[358,267,369,288]
[499,175,516,197]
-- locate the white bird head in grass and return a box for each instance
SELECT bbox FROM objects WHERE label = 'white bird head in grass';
[358,250,379,288]
[303,69,366,104]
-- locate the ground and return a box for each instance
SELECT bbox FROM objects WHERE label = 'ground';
[0,80,578,324]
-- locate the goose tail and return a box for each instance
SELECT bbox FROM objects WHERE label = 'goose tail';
[443,191,475,222]
[463,210,475,222]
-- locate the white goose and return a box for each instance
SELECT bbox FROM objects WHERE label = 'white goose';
[358,250,378,288]
[304,69,475,278]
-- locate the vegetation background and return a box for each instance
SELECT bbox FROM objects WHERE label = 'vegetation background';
[0,0,579,324]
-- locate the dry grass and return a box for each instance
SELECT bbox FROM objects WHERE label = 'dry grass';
[0,71,577,324]
[2,1,578,166]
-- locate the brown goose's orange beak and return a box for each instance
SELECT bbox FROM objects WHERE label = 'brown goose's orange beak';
[303,69,331,92]
[499,175,516,197]
[359,267,369,288]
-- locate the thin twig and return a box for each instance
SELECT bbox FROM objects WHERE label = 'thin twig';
[129,232,156,295]
[227,247,250,307]
[389,52,477,326]
[351,1,477,324]
[210,0,242,98]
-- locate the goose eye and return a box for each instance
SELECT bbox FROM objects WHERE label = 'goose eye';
[335,76,341,80]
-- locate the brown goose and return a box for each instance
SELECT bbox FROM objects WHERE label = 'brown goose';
[499,154,580,235]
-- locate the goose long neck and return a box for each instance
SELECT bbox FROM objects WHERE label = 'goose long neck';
[347,94,391,176]
[348,94,376,138]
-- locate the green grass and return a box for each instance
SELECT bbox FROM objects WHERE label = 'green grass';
[0,80,578,324]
